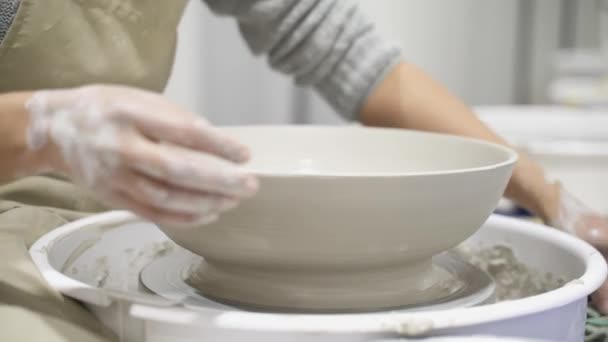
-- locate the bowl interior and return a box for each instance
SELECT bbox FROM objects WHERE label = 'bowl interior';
[223,126,516,176]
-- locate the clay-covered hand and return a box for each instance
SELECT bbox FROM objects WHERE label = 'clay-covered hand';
[548,185,608,314]
[24,85,258,226]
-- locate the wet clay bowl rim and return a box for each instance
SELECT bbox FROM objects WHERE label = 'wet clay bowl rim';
[235,125,518,177]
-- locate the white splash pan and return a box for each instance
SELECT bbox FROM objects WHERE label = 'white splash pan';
[30,211,607,342]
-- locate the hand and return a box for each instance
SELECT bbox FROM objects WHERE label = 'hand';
[548,184,608,314]
[25,85,258,226]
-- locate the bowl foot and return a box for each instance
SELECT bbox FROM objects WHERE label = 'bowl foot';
[185,258,465,312]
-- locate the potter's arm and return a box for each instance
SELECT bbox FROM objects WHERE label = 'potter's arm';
[202,0,559,223]
[358,62,561,223]
[0,87,257,226]
[202,0,401,118]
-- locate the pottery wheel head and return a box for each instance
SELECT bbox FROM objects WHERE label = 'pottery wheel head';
[140,249,495,313]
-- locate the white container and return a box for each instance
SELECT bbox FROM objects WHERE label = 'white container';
[29,211,606,342]
[477,105,608,214]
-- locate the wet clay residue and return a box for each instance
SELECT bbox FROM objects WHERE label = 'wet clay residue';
[93,256,109,287]
[384,317,434,336]
[454,244,566,301]
[66,240,176,290]
[435,272,465,297]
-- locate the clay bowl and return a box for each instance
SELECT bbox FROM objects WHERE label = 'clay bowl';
[160,126,517,312]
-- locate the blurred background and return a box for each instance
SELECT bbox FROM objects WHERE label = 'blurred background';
[164,0,608,214]
[164,0,607,122]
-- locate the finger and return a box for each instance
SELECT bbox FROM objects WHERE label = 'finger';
[574,214,608,249]
[190,213,221,227]
[111,169,239,214]
[121,100,250,163]
[122,138,259,198]
[181,119,251,164]
[592,282,608,315]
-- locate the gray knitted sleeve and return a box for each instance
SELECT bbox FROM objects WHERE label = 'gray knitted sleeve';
[0,0,20,44]
[202,0,403,120]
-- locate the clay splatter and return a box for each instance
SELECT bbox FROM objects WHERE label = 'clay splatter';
[454,244,566,301]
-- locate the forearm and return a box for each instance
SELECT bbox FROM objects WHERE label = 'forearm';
[359,62,560,222]
[204,0,402,119]
[0,91,53,183]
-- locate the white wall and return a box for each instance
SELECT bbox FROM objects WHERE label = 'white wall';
[163,0,204,113]
[528,0,562,104]
[356,0,521,105]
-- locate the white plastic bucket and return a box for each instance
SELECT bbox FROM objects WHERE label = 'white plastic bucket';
[29,212,606,342]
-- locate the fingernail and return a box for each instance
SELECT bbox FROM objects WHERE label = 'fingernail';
[218,198,239,211]
[197,214,219,225]
[225,145,250,163]
[244,176,259,193]
[223,173,258,195]
[236,147,251,162]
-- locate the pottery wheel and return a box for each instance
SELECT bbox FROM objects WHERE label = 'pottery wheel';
[140,249,495,313]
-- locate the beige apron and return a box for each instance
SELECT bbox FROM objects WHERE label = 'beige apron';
[0,0,187,341]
